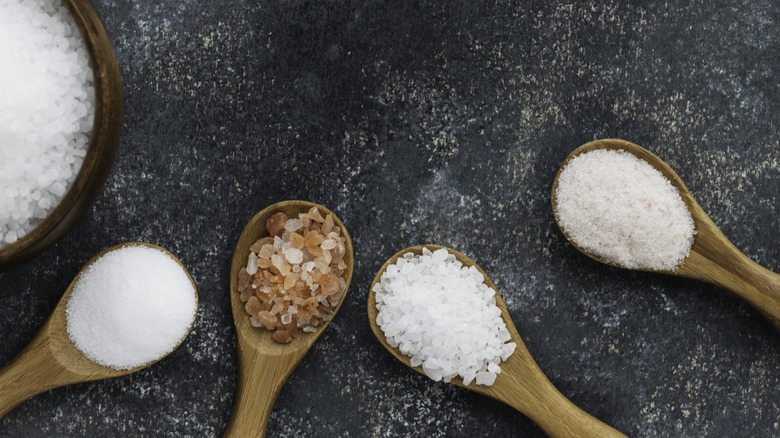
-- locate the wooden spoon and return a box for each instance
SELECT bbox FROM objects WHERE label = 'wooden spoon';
[551,139,780,331]
[367,245,626,438]
[0,242,198,419]
[224,200,354,438]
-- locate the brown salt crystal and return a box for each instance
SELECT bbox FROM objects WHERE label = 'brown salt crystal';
[245,296,263,316]
[273,330,292,343]
[337,260,346,270]
[314,256,329,272]
[238,268,251,292]
[297,308,312,320]
[250,316,263,327]
[284,272,298,290]
[320,272,340,295]
[258,243,275,259]
[292,280,308,297]
[290,232,304,249]
[250,237,274,253]
[257,311,276,330]
[257,257,272,269]
[240,288,252,303]
[266,212,288,237]
[271,254,291,276]
[322,214,334,234]
[285,321,298,337]
[270,302,284,314]
[310,317,321,327]
[312,272,322,282]
[307,304,320,317]
[321,238,337,250]
[299,213,311,228]
[309,206,324,222]
[305,232,324,252]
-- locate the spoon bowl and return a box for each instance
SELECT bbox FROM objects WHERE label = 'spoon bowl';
[0,242,198,418]
[551,139,780,330]
[368,245,625,437]
[224,200,354,438]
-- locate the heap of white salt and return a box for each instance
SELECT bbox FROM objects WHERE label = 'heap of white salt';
[66,245,198,370]
[554,148,695,271]
[0,0,95,246]
[373,247,516,386]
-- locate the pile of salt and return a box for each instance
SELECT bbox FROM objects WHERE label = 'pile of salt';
[554,149,696,271]
[0,0,95,246]
[66,245,198,370]
[373,247,516,386]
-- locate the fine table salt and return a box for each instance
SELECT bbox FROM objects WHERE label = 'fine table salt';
[66,245,198,370]
[373,247,516,386]
[554,149,695,271]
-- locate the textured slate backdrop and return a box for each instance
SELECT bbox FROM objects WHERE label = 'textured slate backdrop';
[1,0,779,436]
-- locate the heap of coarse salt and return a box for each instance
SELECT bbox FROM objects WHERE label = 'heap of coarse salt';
[0,0,95,247]
[373,247,516,386]
[554,148,695,271]
[66,245,198,370]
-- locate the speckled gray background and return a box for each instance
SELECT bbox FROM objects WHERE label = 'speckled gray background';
[1,0,779,436]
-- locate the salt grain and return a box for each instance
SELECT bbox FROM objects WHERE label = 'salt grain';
[65,245,197,370]
[554,149,695,271]
[373,248,516,386]
[0,0,95,246]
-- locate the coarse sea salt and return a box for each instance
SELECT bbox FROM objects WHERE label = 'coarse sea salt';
[373,248,516,386]
[0,0,95,247]
[66,245,198,370]
[554,148,695,271]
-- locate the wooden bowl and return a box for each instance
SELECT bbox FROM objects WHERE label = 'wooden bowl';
[0,0,122,271]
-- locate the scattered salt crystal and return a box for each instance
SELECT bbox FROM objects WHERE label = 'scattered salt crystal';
[374,248,516,386]
[65,245,197,370]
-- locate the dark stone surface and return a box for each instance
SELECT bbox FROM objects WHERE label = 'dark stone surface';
[1,0,779,436]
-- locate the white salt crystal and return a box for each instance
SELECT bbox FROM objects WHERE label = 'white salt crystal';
[65,245,198,370]
[374,248,516,387]
[284,218,303,232]
[246,252,259,275]
[554,149,695,271]
[284,247,303,264]
[475,371,497,386]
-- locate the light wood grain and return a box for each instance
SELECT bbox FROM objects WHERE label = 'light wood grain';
[224,201,354,438]
[551,139,780,331]
[368,245,626,438]
[0,242,198,419]
[0,0,123,271]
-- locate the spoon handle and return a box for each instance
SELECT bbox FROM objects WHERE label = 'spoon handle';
[681,220,780,331]
[0,332,72,419]
[223,345,305,438]
[496,356,626,438]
